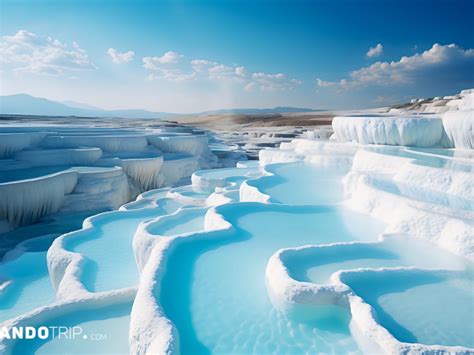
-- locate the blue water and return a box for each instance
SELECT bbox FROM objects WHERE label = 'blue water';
[367,146,474,172]
[194,167,257,181]
[285,236,469,284]
[12,301,132,354]
[193,166,260,194]
[159,203,385,354]
[248,162,345,204]
[170,186,211,201]
[66,203,182,292]
[343,269,474,348]
[147,208,207,236]
[0,251,56,322]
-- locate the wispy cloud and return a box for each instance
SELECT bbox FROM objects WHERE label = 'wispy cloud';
[207,64,247,80]
[143,52,300,90]
[248,72,301,91]
[316,78,337,88]
[367,43,383,58]
[317,43,474,90]
[146,68,196,82]
[107,48,135,64]
[0,30,96,75]
[143,52,195,82]
[143,51,184,70]
[190,59,218,72]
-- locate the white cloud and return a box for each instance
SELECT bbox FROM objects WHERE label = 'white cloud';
[316,78,337,87]
[143,51,300,91]
[190,59,215,66]
[190,59,218,72]
[244,82,257,91]
[208,64,247,80]
[147,69,196,82]
[208,64,234,78]
[142,57,157,70]
[317,43,474,90]
[143,51,193,82]
[145,54,249,83]
[235,66,247,77]
[146,68,196,82]
[158,51,183,64]
[249,72,300,91]
[0,30,96,75]
[107,48,135,64]
[367,43,383,58]
[143,51,183,70]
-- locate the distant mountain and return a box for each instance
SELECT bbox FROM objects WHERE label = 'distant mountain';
[61,100,103,111]
[0,94,90,117]
[0,94,171,119]
[0,93,320,118]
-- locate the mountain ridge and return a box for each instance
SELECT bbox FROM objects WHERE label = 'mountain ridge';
[0,94,321,118]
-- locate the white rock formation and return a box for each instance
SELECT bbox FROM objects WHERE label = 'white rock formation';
[121,156,164,191]
[442,110,474,149]
[148,135,218,169]
[0,171,78,226]
[41,134,149,153]
[14,148,102,166]
[0,127,220,230]
[333,115,444,147]
[0,132,46,158]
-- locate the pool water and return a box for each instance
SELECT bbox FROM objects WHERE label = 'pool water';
[169,186,211,202]
[0,251,55,322]
[344,270,474,348]
[66,204,182,292]
[288,236,469,284]
[159,204,385,354]
[367,146,474,173]
[147,208,207,236]
[13,301,133,354]
[248,162,345,204]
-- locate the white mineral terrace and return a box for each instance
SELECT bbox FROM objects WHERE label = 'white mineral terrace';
[0,92,473,355]
[0,127,224,229]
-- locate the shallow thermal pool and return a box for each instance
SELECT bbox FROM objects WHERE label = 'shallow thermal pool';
[284,235,469,284]
[0,250,55,322]
[159,204,385,354]
[65,202,183,292]
[247,161,346,204]
[147,207,208,236]
[343,269,474,348]
[12,301,132,355]
[367,146,474,172]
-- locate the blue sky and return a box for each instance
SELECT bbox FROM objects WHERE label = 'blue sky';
[1,0,474,112]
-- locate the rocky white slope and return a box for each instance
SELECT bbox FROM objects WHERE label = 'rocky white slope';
[334,88,473,149]
[0,126,223,234]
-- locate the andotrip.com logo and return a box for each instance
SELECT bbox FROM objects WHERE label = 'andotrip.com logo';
[0,326,107,341]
